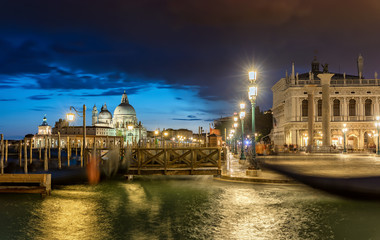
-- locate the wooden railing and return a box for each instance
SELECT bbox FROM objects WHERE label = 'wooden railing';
[126,147,222,175]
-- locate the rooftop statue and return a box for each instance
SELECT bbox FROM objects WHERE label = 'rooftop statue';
[321,63,329,73]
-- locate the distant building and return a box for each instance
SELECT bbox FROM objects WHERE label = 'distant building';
[271,55,379,151]
[38,115,51,135]
[91,91,147,145]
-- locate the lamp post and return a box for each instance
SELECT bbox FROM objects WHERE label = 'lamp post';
[248,71,259,169]
[234,116,239,154]
[240,103,246,160]
[66,104,86,167]
[230,129,235,152]
[233,121,238,154]
[154,130,159,147]
[342,123,347,153]
[376,116,380,155]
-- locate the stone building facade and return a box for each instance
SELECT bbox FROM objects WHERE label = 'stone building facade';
[272,55,379,151]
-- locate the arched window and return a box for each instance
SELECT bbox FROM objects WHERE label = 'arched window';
[333,99,340,116]
[317,100,322,116]
[349,99,356,116]
[365,99,372,116]
[302,100,308,117]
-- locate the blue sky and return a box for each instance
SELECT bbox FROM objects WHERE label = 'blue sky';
[2,0,380,139]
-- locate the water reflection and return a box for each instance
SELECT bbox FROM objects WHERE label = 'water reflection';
[2,178,380,239]
[27,186,112,240]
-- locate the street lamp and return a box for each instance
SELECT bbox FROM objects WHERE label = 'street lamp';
[342,123,347,153]
[154,130,159,147]
[375,116,380,155]
[233,120,238,155]
[248,71,259,169]
[66,104,86,167]
[240,103,246,160]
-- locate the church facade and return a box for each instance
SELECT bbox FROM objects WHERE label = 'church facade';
[92,91,147,145]
[272,55,380,151]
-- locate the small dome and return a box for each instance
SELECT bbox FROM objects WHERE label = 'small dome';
[114,103,136,116]
[99,110,112,120]
[98,103,112,120]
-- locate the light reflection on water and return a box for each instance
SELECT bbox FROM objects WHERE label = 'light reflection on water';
[1,176,380,239]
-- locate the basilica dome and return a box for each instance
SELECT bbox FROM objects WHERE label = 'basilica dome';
[114,91,136,116]
[114,103,136,116]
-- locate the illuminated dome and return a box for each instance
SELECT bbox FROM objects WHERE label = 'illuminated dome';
[114,91,136,116]
[98,103,112,120]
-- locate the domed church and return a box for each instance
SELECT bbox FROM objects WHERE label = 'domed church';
[92,91,147,145]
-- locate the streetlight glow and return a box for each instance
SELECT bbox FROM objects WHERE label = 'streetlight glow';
[240,103,245,110]
[249,71,257,81]
[66,112,75,122]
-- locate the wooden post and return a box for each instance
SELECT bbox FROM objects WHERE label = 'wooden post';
[39,141,42,161]
[5,140,8,163]
[29,138,33,164]
[44,136,48,171]
[67,136,70,167]
[58,132,61,169]
[164,148,167,175]
[218,148,222,170]
[191,149,196,175]
[1,134,4,174]
[48,137,51,160]
[80,143,83,167]
[24,138,28,173]
[19,140,22,167]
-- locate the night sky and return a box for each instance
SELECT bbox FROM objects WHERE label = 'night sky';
[1,0,380,138]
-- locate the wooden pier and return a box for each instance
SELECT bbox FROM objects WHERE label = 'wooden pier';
[0,174,51,196]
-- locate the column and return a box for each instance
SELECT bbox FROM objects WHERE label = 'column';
[375,97,379,117]
[343,98,347,121]
[358,97,363,121]
[307,86,315,152]
[318,73,334,147]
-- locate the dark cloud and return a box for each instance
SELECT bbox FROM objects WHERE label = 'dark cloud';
[172,118,202,121]
[0,98,16,101]
[29,106,55,112]
[28,95,52,100]
[0,0,379,110]
[79,87,141,97]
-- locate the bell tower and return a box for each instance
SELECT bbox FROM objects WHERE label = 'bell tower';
[92,105,98,126]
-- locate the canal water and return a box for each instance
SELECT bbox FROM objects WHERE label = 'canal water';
[1,176,380,240]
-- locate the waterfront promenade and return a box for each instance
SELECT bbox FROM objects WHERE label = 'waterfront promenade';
[220,150,380,183]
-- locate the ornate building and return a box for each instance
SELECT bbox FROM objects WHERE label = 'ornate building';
[92,91,147,144]
[38,115,52,135]
[272,55,379,151]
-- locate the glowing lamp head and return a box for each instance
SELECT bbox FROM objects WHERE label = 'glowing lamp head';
[249,71,257,81]
[240,103,245,110]
[164,132,168,136]
[154,130,159,135]
[127,125,134,130]
[248,86,258,99]
[234,123,238,128]
[66,112,75,122]
[377,116,380,121]
[234,116,238,122]
[240,111,245,119]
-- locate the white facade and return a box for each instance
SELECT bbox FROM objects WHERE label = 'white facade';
[37,116,52,135]
[272,56,380,151]
[92,91,147,145]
